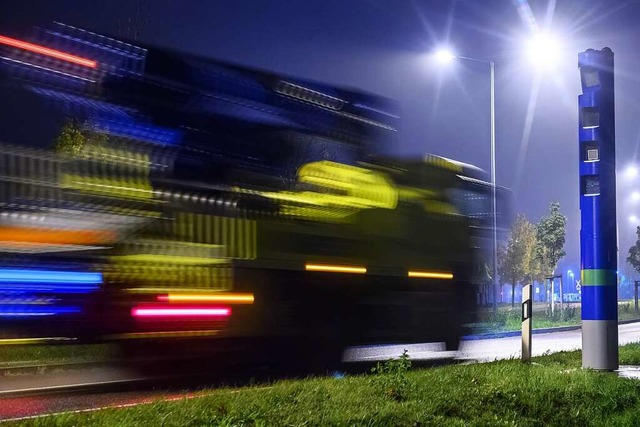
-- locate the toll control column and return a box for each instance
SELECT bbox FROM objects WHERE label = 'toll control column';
[578,48,618,371]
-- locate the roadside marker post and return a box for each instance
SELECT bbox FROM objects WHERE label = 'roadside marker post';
[522,284,532,363]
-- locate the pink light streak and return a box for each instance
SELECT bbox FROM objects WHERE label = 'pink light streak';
[131,306,231,319]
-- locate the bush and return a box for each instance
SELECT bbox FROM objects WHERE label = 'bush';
[563,305,578,320]
[620,302,632,314]
[544,304,579,321]
[370,350,412,401]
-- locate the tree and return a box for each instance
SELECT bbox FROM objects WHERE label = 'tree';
[498,214,537,307]
[627,226,640,277]
[497,244,511,304]
[535,202,567,275]
[528,246,545,292]
[535,202,567,309]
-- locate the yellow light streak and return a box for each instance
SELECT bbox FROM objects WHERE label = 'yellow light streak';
[61,174,153,200]
[408,270,454,280]
[0,337,75,345]
[110,255,228,265]
[305,263,367,274]
[162,293,254,304]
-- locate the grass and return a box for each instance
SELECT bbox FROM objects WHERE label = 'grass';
[0,343,116,367]
[9,344,640,426]
[477,301,640,334]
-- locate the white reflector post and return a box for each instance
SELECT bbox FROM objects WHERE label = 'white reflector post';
[522,284,532,363]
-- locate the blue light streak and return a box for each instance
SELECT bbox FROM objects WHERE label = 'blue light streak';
[0,269,102,285]
[95,118,181,145]
[0,305,82,317]
[0,284,99,293]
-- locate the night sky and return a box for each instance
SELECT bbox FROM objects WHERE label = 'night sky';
[2,0,640,277]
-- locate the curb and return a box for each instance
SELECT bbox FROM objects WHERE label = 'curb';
[462,318,640,341]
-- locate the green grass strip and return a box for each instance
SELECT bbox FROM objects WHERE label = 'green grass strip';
[0,344,115,367]
[9,343,640,426]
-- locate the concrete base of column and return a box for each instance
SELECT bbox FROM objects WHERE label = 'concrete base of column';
[582,320,618,371]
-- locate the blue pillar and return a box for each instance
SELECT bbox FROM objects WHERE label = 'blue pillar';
[578,48,618,371]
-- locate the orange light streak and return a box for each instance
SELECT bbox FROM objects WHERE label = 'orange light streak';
[0,227,116,245]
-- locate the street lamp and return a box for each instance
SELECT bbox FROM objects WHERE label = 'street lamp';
[434,49,498,311]
[625,165,638,180]
[433,48,456,64]
[526,32,563,69]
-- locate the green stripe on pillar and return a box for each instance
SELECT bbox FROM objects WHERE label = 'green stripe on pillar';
[581,269,617,286]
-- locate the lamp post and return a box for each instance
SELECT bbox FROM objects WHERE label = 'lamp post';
[434,50,498,311]
[490,59,497,313]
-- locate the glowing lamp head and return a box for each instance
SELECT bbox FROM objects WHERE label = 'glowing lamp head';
[434,48,456,64]
[630,215,638,223]
[626,166,639,179]
[526,32,562,68]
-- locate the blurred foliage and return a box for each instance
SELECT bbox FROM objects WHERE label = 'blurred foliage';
[52,119,109,157]
[52,119,86,156]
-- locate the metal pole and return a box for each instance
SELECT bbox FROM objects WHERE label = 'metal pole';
[551,278,555,316]
[560,275,564,315]
[455,56,497,311]
[635,280,639,313]
[490,60,498,313]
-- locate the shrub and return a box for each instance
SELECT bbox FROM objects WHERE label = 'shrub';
[370,349,412,401]
[620,302,632,314]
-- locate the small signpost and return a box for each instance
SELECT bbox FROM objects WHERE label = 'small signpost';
[522,284,532,363]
